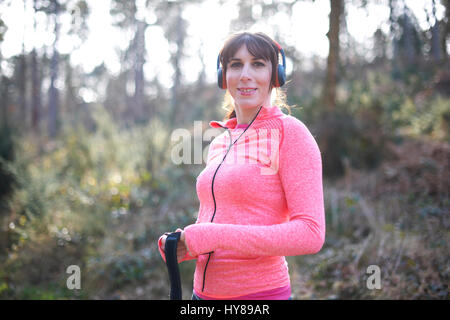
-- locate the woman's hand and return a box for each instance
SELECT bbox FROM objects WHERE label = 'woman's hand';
[160,228,190,262]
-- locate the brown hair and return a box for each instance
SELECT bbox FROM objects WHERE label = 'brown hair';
[218,31,292,120]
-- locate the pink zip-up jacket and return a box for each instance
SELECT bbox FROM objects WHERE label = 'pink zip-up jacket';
[158,105,325,298]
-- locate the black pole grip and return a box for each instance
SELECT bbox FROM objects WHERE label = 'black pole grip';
[165,231,182,300]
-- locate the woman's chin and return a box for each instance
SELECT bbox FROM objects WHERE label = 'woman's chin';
[235,100,263,109]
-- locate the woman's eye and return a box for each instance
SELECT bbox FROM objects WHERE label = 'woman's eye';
[229,61,265,68]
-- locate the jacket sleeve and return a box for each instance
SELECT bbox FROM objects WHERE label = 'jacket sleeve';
[183,118,326,257]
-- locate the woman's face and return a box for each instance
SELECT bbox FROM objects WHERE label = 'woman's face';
[226,45,272,110]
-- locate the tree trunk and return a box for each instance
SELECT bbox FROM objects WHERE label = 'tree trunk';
[31,0,41,134]
[169,3,184,128]
[134,19,146,123]
[431,0,442,62]
[403,9,415,66]
[31,48,41,133]
[0,76,9,128]
[19,55,27,130]
[323,0,343,110]
[318,0,346,178]
[48,0,60,138]
[65,58,77,127]
[442,0,449,59]
[20,0,28,129]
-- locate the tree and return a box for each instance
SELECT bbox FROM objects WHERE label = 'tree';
[110,0,151,125]
[373,28,388,63]
[19,0,28,130]
[31,0,89,137]
[323,0,344,110]
[442,0,449,59]
[31,0,42,134]
[163,1,187,128]
[153,0,202,127]
[426,0,443,62]
[47,0,61,138]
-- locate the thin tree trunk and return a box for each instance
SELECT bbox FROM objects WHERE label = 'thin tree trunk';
[403,8,415,66]
[31,49,41,133]
[159,3,185,166]
[431,0,442,62]
[323,0,343,110]
[31,0,41,134]
[169,4,183,128]
[19,0,27,130]
[0,76,9,128]
[319,0,346,178]
[134,19,146,122]
[442,0,449,59]
[48,0,60,138]
[18,54,27,129]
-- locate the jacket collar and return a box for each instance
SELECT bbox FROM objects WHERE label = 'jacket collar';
[209,105,284,129]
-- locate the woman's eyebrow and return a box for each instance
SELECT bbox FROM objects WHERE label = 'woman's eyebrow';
[229,57,265,62]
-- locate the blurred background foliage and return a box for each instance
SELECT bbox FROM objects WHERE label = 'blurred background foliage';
[0,0,448,299]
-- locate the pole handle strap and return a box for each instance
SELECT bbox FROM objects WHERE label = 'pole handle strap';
[165,231,182,300]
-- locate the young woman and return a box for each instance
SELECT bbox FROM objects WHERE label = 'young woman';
[159,31,325,300]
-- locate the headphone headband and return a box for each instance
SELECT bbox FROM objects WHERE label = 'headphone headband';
[273,40,282,51]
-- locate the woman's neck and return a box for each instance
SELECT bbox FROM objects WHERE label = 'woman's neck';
[235,102,271,125]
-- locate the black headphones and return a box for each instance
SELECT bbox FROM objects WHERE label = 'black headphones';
[217,40,286,89]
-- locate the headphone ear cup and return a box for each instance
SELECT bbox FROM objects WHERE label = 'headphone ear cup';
[217,67,223,89]
[217,67,227,89]
[217,54,226,89]
[277,64,286,87]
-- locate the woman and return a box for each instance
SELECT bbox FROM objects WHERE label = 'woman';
[159,31,325,300]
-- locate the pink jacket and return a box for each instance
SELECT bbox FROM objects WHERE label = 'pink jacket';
[159,105,325,298]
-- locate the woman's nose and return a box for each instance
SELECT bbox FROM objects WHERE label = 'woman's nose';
[240,63,252,80]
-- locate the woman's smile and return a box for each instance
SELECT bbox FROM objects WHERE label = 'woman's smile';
[238,87,258,96]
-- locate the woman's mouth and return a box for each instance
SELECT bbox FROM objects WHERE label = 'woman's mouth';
[238,88,257,96]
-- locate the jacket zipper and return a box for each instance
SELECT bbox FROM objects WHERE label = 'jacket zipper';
[201,106,263,293]
[201,128,232,292]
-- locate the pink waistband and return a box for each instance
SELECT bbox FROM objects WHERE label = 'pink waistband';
[194,284,291,300]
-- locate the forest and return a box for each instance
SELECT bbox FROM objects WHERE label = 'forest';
[0,0,448,300]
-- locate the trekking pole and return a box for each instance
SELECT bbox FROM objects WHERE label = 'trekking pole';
[164,231,182,300]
